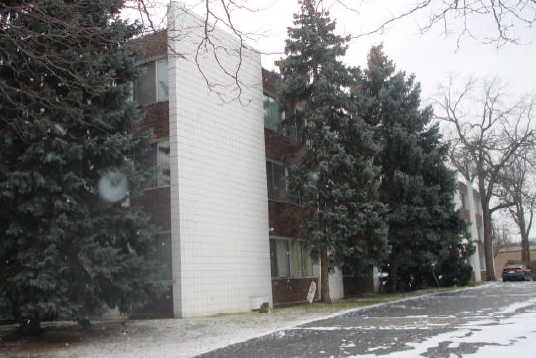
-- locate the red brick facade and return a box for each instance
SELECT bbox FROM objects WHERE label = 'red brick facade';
[263,67,326,306]
[130,31,173,317]
[272,277,319,305]
[132,30,167,61]
[264,129,305,166]
[268,201,309,239]
[132,35,323,311]
[262,69,283,97]
[132,187,171,230]
[138,102,170,140]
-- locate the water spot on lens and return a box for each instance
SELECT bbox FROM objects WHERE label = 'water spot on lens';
[98,170,128,203]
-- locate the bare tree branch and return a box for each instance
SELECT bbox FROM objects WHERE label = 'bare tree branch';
[500,134,536,262]
[434,76,536,280]
[492,221,514,258]
[1,0,138,141]
[321,0,536,47]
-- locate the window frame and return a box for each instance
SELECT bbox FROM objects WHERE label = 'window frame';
[146,231,172,282]
[473,196,481,214]
[266,160,287,201]
[263,94,282,131]
[142,139,171,189]
[460,192,467,209]
[135,58,169,107]
[269,237,314,278]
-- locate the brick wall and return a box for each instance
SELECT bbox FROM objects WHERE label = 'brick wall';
[138,101,170,139]
[131,30,167,61]
[264,129,305,165]
[262,69,284,97]
[132,187,171,230]
[131,187,172,317]
[131,287,173,318]
[268,201,309,238]
[272,278,319,305]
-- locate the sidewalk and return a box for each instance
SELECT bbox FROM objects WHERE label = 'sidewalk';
[0,290,464,358]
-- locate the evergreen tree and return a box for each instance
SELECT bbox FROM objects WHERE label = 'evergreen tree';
[278,0,388,302]
[354,46,470,291]
[0,0,161,332]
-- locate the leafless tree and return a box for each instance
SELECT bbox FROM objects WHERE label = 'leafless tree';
[499,149,536,263]
[11,0,532,96]
[128,0,536,45]
[122,0,536,101]
[434,76,536,280]
[1,0,262,117]
[323,0,536,47]
[124,0,267,104]
[492,221,514,258]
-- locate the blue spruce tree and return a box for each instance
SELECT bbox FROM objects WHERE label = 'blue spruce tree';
[0,0,162,333]
[278,0,388,302]
[354,46,471,291]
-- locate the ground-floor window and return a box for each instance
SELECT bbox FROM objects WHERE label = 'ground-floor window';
[266,161,286,201]
[480,255,486,271]
[147,232,172,281]
[270,238,314,278]
[141,139,170,189]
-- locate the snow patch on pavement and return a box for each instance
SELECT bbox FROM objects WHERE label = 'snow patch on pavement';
[352,311,536,358]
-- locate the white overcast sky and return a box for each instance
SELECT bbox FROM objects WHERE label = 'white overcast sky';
[136,0,534,102]
[124,0,535,238]
[237,0,536,101]
[128,1,536,100]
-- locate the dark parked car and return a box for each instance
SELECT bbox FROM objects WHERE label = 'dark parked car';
[502,264,532,282]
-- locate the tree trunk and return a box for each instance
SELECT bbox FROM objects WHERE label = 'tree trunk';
[519,213,531,263]
[320,249,331,303]
[482,206,496,281]
[390,264,399,293]
[17,317,44,336]
[521,235,531,263]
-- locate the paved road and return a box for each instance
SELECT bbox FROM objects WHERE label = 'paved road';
[196,282,536,357]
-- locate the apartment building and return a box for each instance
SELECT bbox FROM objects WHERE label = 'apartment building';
[131,4,272,318]
[455,180,484,281]
[130,3,337,318]
[262,71,347,305]
[131,3,482,319]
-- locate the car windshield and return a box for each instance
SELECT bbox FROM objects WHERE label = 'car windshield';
[504,265,524,270]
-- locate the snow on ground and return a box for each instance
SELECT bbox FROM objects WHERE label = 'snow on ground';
[5,289,536,357]
[26,305,349,358]
[354,297,536,358]
[353,312,536,358]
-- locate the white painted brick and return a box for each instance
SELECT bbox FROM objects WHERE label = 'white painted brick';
[167,3,272,317]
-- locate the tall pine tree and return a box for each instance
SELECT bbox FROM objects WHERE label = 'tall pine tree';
[278,0,388,302]
[0,0,161,332]
[354,46,470,291]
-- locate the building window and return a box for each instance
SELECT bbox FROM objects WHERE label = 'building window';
[147,232,172,281]
[135,59,168,107]
[282,108,306,143]
[480,254,486,271]
[264,94,282,131]
[477,227,483,243]
[473,196,481,214]
[141,140,170,189]
[270,238,313,278]
[266,161,286,201]
[460,192,467,209]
